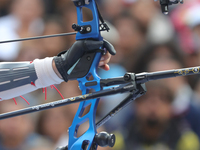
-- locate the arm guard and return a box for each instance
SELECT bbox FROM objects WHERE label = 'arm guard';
[0,57,63,101]
[0,62,37,92]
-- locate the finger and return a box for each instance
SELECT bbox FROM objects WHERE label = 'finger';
[100,52,111,64]
[101,51,111,60]
[99,64,110,71]
[98,51,111,71]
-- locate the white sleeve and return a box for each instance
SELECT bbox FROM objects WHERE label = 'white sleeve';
[34,57,64,88]
[0,57,64,101]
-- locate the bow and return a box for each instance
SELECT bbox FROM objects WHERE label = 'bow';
[67,1,111,149]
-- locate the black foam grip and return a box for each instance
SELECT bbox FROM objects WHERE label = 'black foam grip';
[54,40,103,82]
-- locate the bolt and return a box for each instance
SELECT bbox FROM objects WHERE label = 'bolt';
[87,56,91,61]
[86,27,91,32]
[80,27,84,31]
[72,24,81,31]
[72,24,77,29]
[124,74,131,81]
[78,2,81,6]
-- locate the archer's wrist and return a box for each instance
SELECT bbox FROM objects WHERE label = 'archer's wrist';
[52,59,63,79]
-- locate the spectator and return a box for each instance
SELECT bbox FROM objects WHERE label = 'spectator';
[131,41,184,73]
[41,16,67,57]
[101,0,125,23]
[122,81,200,150]
[0,0,44,61]
[147,57,200,139]
[36,107,73,149]
[184,3,200,91]
[113,14,144,71]
[0,0,11,16]
[0,100,52,150]
[16,41,45,61]
[130,0,174,44]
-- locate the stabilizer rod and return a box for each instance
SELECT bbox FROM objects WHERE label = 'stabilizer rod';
[1,66,200,120]
[135,66,200,84]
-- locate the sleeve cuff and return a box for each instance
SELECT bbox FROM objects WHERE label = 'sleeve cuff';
[34,57,64,88]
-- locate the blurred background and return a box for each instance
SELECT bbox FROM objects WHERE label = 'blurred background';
[1,0,200,149]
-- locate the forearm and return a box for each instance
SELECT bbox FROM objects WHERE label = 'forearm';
[0,57,63,101]
[0,40,113,101]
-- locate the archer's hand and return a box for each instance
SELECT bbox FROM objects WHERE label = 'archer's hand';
[53,40,116,81]
[99,51,111,71]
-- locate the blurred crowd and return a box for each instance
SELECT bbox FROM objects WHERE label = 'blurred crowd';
[1,0,200,150]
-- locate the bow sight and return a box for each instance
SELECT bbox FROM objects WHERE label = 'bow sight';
[158,0,184,14]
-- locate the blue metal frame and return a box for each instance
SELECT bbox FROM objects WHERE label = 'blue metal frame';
[68,53,102,150]
[68,0,103,149]
[75,1,103,41]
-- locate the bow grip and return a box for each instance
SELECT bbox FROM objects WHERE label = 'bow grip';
[67,39,116,80]
[68,51,102,80]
